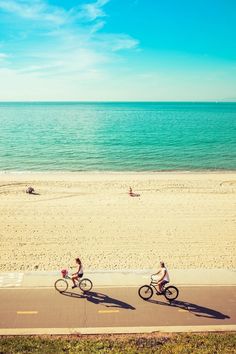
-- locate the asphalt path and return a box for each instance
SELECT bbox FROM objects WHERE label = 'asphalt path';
[0,286,235,334]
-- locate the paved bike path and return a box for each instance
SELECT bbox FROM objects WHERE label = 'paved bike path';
[0,286,236,335]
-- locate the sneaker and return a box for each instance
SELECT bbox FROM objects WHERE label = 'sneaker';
[72,285,77,289]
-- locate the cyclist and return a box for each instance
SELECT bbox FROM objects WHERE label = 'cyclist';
[153,261,170,294]
[71,257,84,289]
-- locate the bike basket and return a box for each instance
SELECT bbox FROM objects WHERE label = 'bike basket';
[61,269,68,278]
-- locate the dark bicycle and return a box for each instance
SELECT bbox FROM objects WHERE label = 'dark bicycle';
[138,275,179,301]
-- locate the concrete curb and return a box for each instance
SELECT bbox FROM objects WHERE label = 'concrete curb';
[0,325,236,335]
[1,269,236,288]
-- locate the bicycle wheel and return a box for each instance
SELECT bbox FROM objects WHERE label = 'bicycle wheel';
[54,279,68,292]
[164,286,179,301]
[79,278,93,292]
[138,285,153,300]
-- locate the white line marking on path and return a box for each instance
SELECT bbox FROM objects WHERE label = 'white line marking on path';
[0,273,24,288]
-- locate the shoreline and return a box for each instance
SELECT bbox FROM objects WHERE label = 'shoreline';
[0,169,236,176]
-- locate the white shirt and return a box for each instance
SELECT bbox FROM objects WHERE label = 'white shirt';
[163,267,170,282]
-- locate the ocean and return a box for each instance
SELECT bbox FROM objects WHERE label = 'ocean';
[0,102,235,171]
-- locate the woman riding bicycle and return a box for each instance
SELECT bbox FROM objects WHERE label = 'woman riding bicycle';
[72,257,84,289]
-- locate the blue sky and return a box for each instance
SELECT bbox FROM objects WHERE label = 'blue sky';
[0,0,236,101]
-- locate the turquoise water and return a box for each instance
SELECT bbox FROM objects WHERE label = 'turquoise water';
[0,102,235,171]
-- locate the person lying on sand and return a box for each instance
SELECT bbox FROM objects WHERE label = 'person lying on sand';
[71,257,84,289]
[26,186,40,195]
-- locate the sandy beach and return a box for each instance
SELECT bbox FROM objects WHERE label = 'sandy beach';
[0,172,235,271]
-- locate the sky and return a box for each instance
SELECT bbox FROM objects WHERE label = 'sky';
[0,0,236,101]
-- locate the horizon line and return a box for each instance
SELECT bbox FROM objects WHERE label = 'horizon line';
[0,100,236,103]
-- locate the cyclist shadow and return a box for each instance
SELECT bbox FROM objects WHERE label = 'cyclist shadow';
[61,290,135,310]
[148,299,230,319]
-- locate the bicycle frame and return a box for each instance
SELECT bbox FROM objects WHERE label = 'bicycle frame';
[150,277,166,294]
[63,274,80,284]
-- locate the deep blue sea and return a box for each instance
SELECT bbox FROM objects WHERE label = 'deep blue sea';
[0,102,235,171]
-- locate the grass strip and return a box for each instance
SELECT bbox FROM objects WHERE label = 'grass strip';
[0,333,236,354]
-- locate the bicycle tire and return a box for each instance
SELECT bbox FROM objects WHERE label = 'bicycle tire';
[54,278,68,292]
[164,285,179,301]
[138,285,153,300]
[79,278,93,292]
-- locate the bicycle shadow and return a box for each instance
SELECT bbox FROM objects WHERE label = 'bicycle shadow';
[61,290,136,310]
[148,299,230,319]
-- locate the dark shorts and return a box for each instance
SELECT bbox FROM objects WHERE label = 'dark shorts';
[77,273,83,278]
[161,280,169,287]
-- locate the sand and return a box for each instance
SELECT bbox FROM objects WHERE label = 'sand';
[0,172,235,271]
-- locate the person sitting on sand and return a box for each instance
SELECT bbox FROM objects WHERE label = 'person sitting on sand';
[129,186,140,197]
[152,261,170,294]
[71,257,84,289]
[26,186,35,194]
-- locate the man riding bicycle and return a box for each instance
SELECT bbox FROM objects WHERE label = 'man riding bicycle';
[152,261,170,293]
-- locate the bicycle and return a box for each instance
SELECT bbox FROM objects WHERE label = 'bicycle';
[138,275,179,301]
[54,269,93,293]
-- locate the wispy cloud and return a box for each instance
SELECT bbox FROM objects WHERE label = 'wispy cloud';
[0,0,111,26]
[110,35,139,51]
[0,0,67,25]
[0,52,8,59]
[79,0,110,21]
[0,52,9,66]
[0,0,139,69]
[0,0,140,99]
